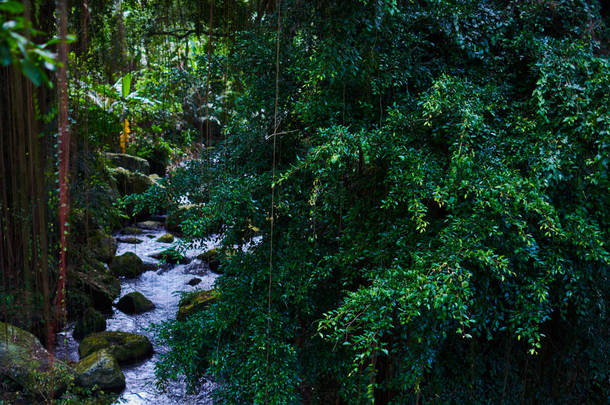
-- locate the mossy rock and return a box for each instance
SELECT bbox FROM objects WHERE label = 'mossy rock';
[89,231,117,263]
[156,233,174,243]
[109,252,144,278]
[0,322,75,397]
[73,307,106,340]
[117,237,143,244]
[151,248,191,264]
[136,220,163,230]
[197,248,221,273]
[115,292,155,314]
[110,167,154,196]
[121,226,144,235]
[78,331,153,364]
[177,289,219,321]
[104,152,150,174]
[74,349,125,392]
[69,263,120,313]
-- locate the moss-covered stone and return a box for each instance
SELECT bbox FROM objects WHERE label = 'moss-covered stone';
[0,322,75,397]
[121,226,144,235]
[177,289,219,321]
[73,307,106,340]
[115,292,155,314]
[78,331,153,364]
[89,231,117,263]
[117,237,143,244]
[69,263,120,313]
[74,349,125,392]
[136,220,163,229]
[151,248,191,264]
[109,252,144,278]
[156,233,174,243]
[110,167,154,196]
[104,152,150,174]
[197,248,221,273]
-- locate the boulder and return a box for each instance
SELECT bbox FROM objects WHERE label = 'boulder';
[187,278,201,286]
[104,152,150,174]
[151,248,191,265]
[109,252,145,278]
[89,231,117,263]
[115,292,155,314]
[136,220,163,230]
[69,263,121,313]
[78,331,153,364]
[110,167,154,196]
[197,248,221,273]
[117,237,143,244]
[73,307,106,340]
[0,322,75,397]
[156,233,174,243]
[177,289,219,321]
[74,349,125,392]
[121,226,144,235]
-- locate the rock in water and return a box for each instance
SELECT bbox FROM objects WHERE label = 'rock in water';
[73,307,106,340]
[177,289,219,321]
[117,236,143,244]
[151,248,191,264]
[109,252,145,278]
[121,226,144,235]
[156,233,174,243]
[197,248,221,273]
[115,292,155,314]
[187,277,201,286]
[89,230,117,263]
[74,349,125,392]
[79,331,153,364]
[136,220,163,230]
[0,322,75,397]
[104,152,150,174]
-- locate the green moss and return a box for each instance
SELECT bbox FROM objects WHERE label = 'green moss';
[177,289,219,321]
[117,237,143,244]
[0,322,75,397]
[74,349,125,392]
[121,226,144,235]
[78,332,153,364]
[108,252,144,278]
[156,233,174,243]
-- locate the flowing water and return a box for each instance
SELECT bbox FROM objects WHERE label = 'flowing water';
[57,221,219,404]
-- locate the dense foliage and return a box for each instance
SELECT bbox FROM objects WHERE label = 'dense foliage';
[2,0,608,403]
[150,0,609,403]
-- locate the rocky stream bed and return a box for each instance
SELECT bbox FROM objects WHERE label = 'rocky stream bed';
[56,221,220,404]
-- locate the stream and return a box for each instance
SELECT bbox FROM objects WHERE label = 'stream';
[56,221,219,404]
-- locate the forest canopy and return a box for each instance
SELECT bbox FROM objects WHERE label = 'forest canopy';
[1,0,608,404]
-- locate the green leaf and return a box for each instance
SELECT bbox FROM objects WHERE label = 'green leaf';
[0,1,25,14]
[121,72,133,98]
[20,58,42,86]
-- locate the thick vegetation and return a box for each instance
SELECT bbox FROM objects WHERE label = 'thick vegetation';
[1,0,608,403]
